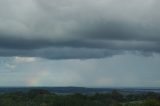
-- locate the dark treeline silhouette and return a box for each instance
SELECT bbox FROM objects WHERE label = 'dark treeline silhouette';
[0,89,160,106]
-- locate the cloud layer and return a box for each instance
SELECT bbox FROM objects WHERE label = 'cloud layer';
[0,0,160,59]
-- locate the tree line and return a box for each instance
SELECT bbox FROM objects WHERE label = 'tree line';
[0,89,160,106]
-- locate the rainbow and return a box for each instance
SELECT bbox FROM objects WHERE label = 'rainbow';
[26,70,50,86]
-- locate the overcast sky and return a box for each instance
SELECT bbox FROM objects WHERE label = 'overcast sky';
[0,0,160,87]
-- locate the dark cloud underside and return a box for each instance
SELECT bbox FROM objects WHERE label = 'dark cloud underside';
[0,0,160,59]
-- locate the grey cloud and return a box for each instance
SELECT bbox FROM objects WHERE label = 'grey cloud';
[0,0,160,59]
[0,47,122,59]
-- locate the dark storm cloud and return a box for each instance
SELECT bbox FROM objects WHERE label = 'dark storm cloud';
[0,0,160,59]
[0,47,122,59]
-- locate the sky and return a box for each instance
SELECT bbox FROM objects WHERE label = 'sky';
[0,0,160,87]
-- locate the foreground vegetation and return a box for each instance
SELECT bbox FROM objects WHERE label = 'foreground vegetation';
[0,89,160,106]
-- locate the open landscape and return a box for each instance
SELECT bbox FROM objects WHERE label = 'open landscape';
[0,87,160,106]
[0,0,160,105]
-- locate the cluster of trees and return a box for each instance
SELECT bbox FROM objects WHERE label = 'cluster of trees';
[0,89,160,106]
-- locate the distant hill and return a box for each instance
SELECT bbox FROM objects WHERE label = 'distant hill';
[0,87,160,94]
